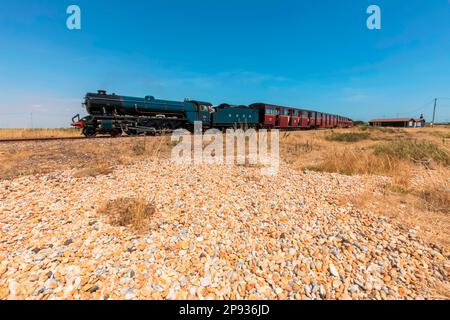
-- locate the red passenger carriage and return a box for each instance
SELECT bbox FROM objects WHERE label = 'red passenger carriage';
[278,108,290,128]
[249,103,352,129]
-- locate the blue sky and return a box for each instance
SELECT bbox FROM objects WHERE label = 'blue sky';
[0,0,449,127]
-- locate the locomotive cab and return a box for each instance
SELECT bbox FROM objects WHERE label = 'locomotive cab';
[190,100,213,127]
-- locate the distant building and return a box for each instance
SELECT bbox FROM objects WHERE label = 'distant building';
[368,115,426,128]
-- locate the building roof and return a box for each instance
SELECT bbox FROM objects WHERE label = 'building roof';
[368,118,414,123]
[369,118,425,123]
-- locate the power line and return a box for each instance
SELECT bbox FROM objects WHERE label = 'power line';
[378,98,450,123]
[387,99,434,117]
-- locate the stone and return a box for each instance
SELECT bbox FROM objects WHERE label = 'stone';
[329,263,340,278]
[200,275,212,287]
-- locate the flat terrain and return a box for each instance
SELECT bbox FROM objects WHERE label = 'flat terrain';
[0,126,449,299]
[0,128,81,140]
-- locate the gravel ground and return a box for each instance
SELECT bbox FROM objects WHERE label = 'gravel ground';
[0,159,448,300]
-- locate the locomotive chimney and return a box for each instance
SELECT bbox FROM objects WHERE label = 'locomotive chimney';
[98,90,106,95]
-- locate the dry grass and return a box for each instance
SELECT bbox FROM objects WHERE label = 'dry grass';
[98,197,156,233]
[0,128,81,139]
[413,182,450,214]
[357,125,398,134]
[306,148,401,175]
[373,140,449,166]
[0,136,173,180]
[427,130,450,140]
[73,162,112,177]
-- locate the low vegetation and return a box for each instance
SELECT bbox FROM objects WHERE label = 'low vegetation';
[357,125,397,134]
[98,197,156,233]
[325,132,370,142]
[428,130,450,140]
[373,140,450,166]
[306,148,399,176]
[414,184,450,214]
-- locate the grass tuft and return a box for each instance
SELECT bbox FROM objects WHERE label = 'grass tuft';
[98,197,156,233]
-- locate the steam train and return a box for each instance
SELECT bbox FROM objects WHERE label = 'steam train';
[71,90,353,137]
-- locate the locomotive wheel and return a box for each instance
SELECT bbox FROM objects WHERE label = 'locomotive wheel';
[144,127,157,136]
[125,129,138,136]
[82,127,97,138]
[158,121,173,133]
[109,129,122,137]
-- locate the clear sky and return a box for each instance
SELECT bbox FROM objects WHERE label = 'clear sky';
[0,0,449,127]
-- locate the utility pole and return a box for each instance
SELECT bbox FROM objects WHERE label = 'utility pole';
[431,98,437,127]
[30,112,33,129]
